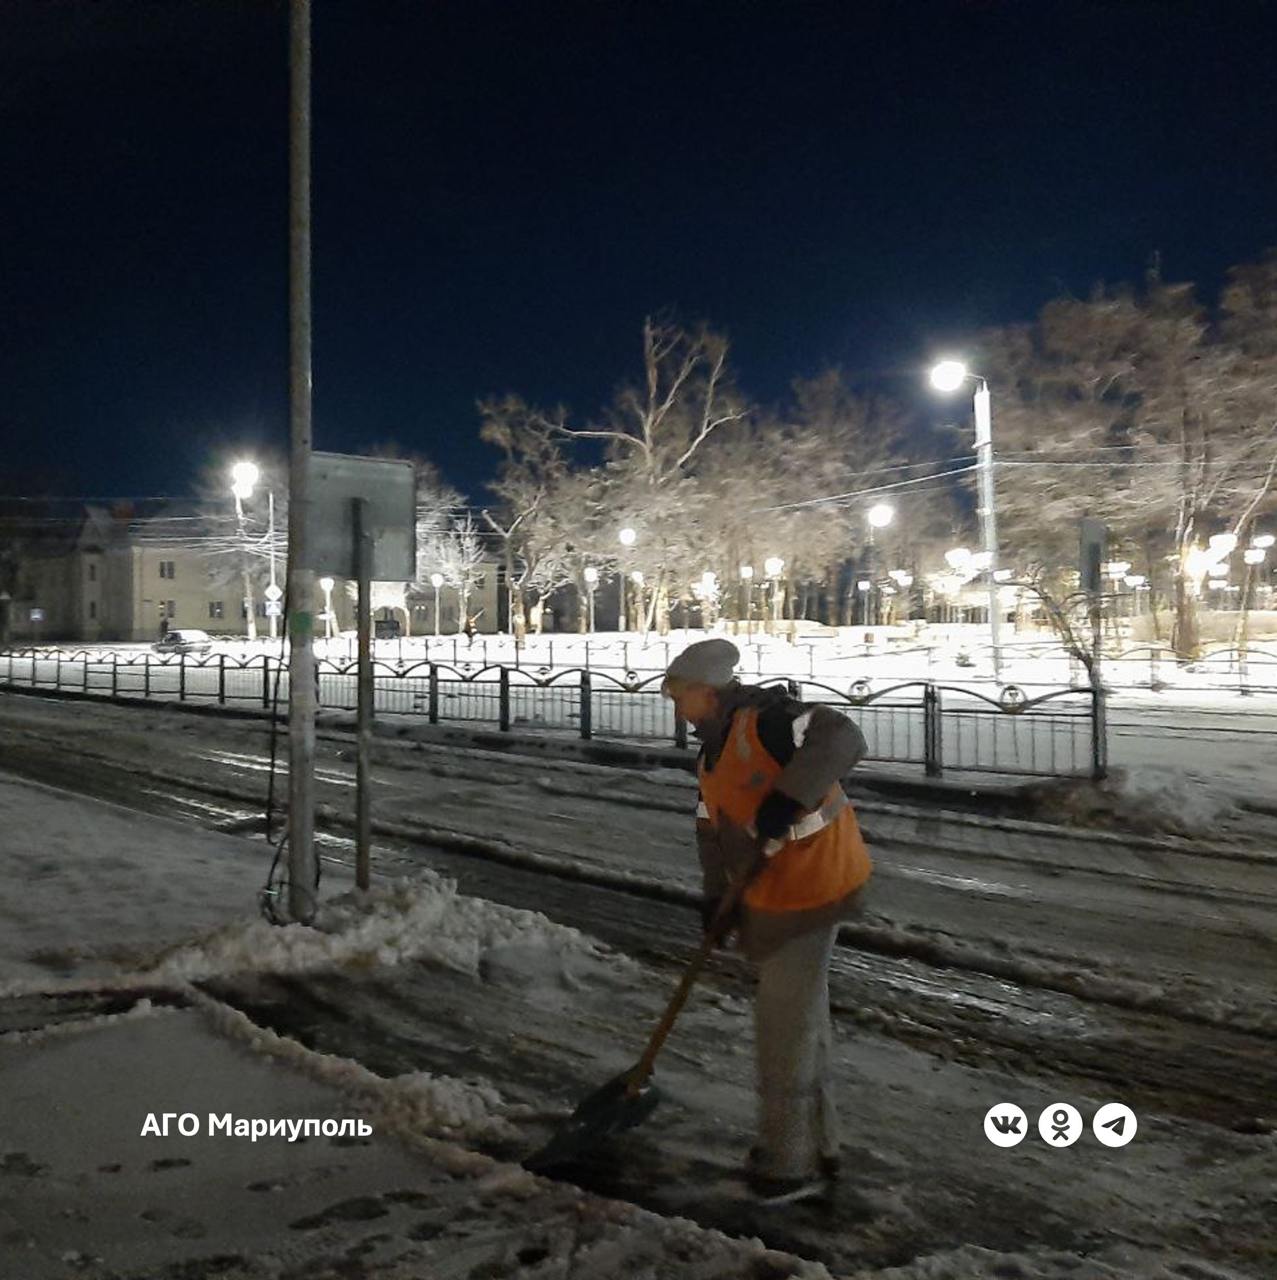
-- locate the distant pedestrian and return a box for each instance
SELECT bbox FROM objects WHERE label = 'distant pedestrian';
[463,614,478,646]
[159,616,169,639]
[661,638,872,1198]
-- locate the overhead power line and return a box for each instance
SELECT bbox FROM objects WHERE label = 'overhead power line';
[752,463,980,513]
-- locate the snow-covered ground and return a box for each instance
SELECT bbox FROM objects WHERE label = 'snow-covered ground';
[1,692,1274,1278]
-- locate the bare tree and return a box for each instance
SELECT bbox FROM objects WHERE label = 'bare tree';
[557,317,749,633]
[437,513,487,632]
[478,395,570,639]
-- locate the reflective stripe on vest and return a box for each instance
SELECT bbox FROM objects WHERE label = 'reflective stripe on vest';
[698,705,871,913]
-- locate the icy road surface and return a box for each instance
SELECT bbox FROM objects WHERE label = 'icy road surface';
[0,691,1274,1277]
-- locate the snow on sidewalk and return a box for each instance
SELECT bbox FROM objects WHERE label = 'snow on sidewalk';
[0,1001,835,1280]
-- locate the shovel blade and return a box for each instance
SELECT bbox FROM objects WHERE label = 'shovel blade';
[523,1070,662,1173]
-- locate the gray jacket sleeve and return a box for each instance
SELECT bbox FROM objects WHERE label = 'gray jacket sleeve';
[771,704,867,810]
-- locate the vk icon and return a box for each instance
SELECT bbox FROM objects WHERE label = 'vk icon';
[984,1103,1028,1148]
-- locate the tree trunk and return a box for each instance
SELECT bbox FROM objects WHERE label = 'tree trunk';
[1170,554,1199,660]
[1233,564,1255,654]
[655,576,671,636]
[1144,543,1163,643]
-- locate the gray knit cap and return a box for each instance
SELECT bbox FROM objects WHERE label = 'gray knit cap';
[662,638,740,690]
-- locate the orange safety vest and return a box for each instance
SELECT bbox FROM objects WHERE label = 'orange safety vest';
[697,706,872,914]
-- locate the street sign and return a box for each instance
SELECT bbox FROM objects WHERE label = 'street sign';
[1079,518,1107,594]
[265,601,283,618]
[307,452,416,581]
[264,584,284,602]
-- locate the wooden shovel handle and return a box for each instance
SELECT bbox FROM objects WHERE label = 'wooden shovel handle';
[626,872,754,1093]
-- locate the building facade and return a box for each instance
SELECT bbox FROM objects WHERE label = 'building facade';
[8,504,502,644]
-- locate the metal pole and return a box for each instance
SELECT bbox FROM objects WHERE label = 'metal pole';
[268,489,278,641]
[286,0,317,923]
[235,493,258,642]
[354,498,373,891]
[974,379,1003,681]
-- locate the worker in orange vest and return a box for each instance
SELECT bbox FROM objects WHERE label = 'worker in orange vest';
[661,638,871,1197]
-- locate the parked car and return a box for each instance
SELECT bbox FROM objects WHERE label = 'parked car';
[152,628,214,656]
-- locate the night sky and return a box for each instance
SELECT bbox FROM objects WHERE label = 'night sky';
[4,0,1276,502]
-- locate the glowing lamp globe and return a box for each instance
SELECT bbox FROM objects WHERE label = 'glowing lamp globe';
[929,360,969,393]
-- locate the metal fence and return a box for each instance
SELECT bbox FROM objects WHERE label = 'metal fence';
[272,632,1277,696]
[0,648,1105,780]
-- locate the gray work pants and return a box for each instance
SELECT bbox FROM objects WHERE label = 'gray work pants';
[753,922,840,1179]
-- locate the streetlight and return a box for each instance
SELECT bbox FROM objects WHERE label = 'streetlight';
[631,569,645,634]
[318,576,335,640]
[430,572,444,636]
[739,564,754,639]
[231,460,281,642]
[930,359,1003,679]
[1106,560,1131,619]
[230,461,262,642]
[618,527,637,631]
[863,504,894,627]
[764,556,784,632]
[583,566,598,633]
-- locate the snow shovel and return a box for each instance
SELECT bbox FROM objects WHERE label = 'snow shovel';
[523,872,754,1174]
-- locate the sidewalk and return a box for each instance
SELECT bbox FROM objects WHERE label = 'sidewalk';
[0,772,831,1280]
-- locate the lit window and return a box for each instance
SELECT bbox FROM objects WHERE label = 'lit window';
[209,601,224,620]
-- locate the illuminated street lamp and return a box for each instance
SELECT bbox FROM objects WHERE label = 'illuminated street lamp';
[618,527,638,630]
[739,564,754,638]
[929,359,1003,678]
[764,557,784,632]
[863,504,894,626]
[230,460,262,642]
[430,572,444,636]
[583,566,599,633]
[318,576,335,639]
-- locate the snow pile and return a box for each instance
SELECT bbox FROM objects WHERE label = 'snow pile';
[0,995,179,1046]
[860,1244,1253,1278]
[200,993,513,1143]
[1024,767,1242,838]
[149,871,634,989]
[1104,766,1242,835]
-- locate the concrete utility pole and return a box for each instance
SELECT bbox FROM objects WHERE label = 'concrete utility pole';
[973,380,1003,681]
[287,0,317,922]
